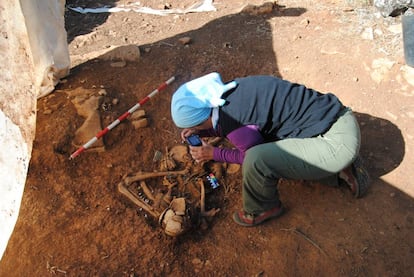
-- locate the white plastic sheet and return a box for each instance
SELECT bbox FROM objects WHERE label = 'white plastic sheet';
[69,0,216,16]
[0,0,70,261]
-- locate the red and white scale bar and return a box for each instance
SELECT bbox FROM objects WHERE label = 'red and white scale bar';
[69,76,176,159]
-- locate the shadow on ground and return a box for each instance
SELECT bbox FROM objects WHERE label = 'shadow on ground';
[356,112,405,179]
[65,0,120,43]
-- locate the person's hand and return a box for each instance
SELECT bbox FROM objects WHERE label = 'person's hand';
[180,128,196,142]
[188,140,214,163]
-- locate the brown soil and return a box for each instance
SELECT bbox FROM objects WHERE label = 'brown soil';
[1,0,414,276]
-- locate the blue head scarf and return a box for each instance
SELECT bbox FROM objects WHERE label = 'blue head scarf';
[171,72,237,128]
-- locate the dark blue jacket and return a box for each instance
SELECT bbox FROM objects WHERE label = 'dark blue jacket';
[219,75,344,140]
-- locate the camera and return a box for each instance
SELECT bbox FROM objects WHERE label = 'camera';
[186,134,202,146]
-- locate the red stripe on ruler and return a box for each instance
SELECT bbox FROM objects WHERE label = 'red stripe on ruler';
[96,128,109,138]
[158,83,168,91]
[118,111,131,121]
[138,96,151,105]
[70,146,85,159]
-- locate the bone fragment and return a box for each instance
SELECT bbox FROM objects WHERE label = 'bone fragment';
[169,145,190,163]
[124,169,188,184]
[160,147,177,171]
[225,163,240,174]
[162,177,176,204]
[153,192,165,210]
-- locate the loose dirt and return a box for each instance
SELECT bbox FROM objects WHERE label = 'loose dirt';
[1,0,414,276]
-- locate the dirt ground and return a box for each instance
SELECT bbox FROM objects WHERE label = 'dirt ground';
[1,0,414,276]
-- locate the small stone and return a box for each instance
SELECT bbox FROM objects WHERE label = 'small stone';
[388,24,402,34]
[300,18,310,27]
[255,270,265,277]
[223,42,232,48]
[131,118,148,129]
[98,89,107,96]
[129,110,146,120]
[100,45,140,62]
[178,37,192,45]
[361,27,374,40]
[112,98,119,105]
[343,7,354,12]
[192,258,203,267]
[204,260,212,268]
[110,61,127,68]
[241,2,274,15]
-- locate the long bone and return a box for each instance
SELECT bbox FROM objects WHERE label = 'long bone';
[123,169,188,184]
[196,178,220,217]
[117,181,160,218]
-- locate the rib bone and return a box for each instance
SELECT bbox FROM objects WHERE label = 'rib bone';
[118,181,160,218]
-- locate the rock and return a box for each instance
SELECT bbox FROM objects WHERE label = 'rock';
[131,118,148,129]
[178,37,192,45]
[401,65,414,86]
[100,45,141,62]
[70,45,141,67]
[69,89,105,151]
[223,42,232,48]
[241,2,275,15]
[370,58,395,83]
[192,257,203,266]
[110,61,127,68]
[361,27,374,40]
[129,110,146,120]
[300,18,310,27]
[388,24,402,34]
[374,0,414,17]
[129,111,147,126]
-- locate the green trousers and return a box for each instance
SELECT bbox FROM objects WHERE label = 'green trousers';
[242,108,360,214]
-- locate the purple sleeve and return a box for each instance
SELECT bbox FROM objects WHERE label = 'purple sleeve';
[213,125,264,164]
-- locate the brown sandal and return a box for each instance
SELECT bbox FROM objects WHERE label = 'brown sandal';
[339,156,370,198]
[233,205,285,227]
